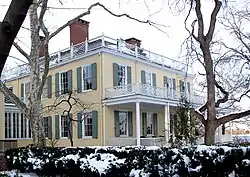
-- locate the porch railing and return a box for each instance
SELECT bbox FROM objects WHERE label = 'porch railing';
[105,82,205,105]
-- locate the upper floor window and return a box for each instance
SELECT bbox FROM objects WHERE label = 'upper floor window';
[60,72,69,94]
[5,87,13,104]
[118,65,127,86]
[179,80,190,93]
[145,72,153,86]
[43,117,49,138]
[83,65,92,90]
[42,79,48,98]
[21,82,30,102]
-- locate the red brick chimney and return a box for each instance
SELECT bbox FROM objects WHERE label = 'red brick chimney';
[125,37,141,48]
[39,36,45,57]
[69,19,89,45]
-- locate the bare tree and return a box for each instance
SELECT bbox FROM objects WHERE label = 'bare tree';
[0,0,162,147]
[45,90,94,147]
[168,0,250,145]
[0,0,33,76]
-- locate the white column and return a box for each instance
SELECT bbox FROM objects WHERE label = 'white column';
[165,103,170,145]
[10,112,13,138]
[136,101,141,146]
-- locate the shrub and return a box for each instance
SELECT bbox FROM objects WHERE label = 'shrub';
[4,145,250,176]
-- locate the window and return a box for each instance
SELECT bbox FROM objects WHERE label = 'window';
[119,111,128,136]
[60,115,69,138]
[145,72,152,85]
[118,65,127,86]
[25,82,30,102]
[5,112,31,139]
[42,79,48,98]
[60,72,69,94]
[146,113,155,135]
[43,117,49,138]
[83,65,92,90]
[82,112,92,137]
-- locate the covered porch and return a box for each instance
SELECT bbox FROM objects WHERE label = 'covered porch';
[103,95,178,146]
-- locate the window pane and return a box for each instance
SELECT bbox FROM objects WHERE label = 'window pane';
[60,72,68,94]
[147,113,153,135]
[119,112,128,136]
[83,65,92,90]
[118,65,126,86]
[61,115,69,138]
[83,112,92,136]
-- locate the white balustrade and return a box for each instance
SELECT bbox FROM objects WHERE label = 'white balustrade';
[105,82,204,105]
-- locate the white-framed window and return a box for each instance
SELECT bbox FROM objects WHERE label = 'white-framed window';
[118,64,127,86]
[23,82,30,102]
[119,111,128,136]
[82,112,92,137]
[43,117,49,138]
[5,112,32,139]
[60,115,69,138]
[42,79,48,98]
[60,72,69,94]
[145,72,153,85]
[180,80,190,93]
[146,113,155,136]
[83,65,92,91]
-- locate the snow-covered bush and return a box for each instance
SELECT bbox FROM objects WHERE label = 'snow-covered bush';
[4,145,250,176]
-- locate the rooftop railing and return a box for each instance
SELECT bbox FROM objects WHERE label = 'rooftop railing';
[1,34,192,81]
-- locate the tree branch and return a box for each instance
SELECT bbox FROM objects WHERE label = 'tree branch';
[0,81,28,113]
[195,0,205,42]
[218,109,250,125]
[214,80,229,107]
[13,42,31,62]
[205,0,222,43]
[49,2,158,40]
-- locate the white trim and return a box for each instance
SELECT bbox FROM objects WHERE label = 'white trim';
[58,70,69,96]
[103,94,202,108]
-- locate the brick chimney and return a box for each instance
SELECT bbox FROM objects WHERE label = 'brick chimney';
[125,37,141,48]
[69,19,90,45]
[39,36,45,57]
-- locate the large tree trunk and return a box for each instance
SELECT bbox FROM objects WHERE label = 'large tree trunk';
[0,0,33,75]
[28,1,46,147]
[204,121,217,145]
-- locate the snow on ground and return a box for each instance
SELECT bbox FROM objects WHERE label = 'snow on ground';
[0,171,38,177]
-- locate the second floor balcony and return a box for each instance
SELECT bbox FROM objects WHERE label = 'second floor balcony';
[105,82,204,105]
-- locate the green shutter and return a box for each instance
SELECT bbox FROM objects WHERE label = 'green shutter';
[142,113,147,137]
[128,111,133,137]
[114,111,120,137]
[152,73,156,86]
[141,70,146,84]
[47,76,52,98]
[68,114,73,139]
[91,63,97,90]
[187,82,190,93]
[163,76,167,87]
[48,116,52,139]
[77,67,82,93]
[179,80,182,92]
[77,112,82,138]
[55,73,59,97]
[113,63,119,86]
[127,66,132,84]
[68,70,72,92]
[21,83,24,101]
[55,115,60,139]
[173,78,176,91]
[92,111,98,139]
[153,113,158,136]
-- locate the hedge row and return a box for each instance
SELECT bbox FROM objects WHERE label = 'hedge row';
[4,145,250,177]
